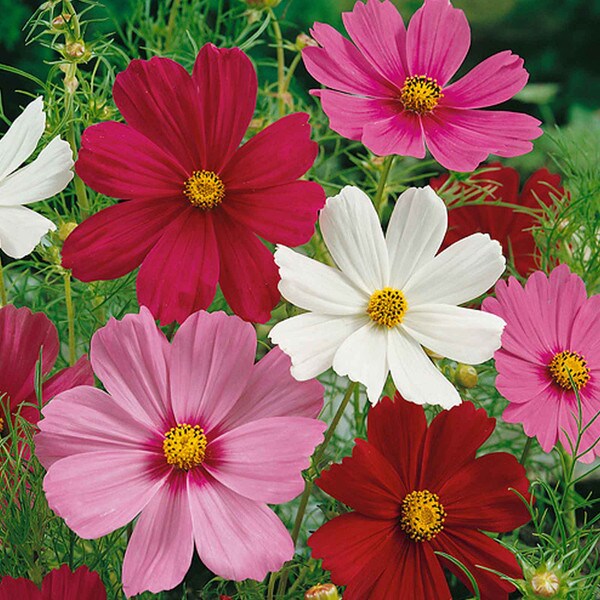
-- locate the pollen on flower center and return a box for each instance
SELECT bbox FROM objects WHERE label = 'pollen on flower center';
[183,170,225,209]
[163,423,208,471]
[400,490,446,542]
[548,350,590,390]
[367,287,407,328]
[400,75,443,114]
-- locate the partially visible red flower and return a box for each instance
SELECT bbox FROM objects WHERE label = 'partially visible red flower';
[62,43,325,325]
[0,304,92,448]
[0,565,106,599]
[431,163,564,275]
[309,394,531,600]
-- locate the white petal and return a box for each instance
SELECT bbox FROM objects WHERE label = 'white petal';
[275,245,368,315]
[0,205,56,258]
[0,97,45,181]
[386,186,447,288]
[388,327,461,408]
[404,233,505,306]
[0,137,73,206]
[332,321,388,404]
[269,312,367,381]
[319,186,389,293]
[402,304,506,364]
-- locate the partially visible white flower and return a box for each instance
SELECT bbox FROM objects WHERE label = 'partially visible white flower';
[269,185,506,408]
[0,97,74,258]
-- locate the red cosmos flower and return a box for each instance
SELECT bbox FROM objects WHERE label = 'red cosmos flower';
[0,304,92,447]
[309,395,531,599]
[431,163,564,275]
[62,43,325,325]
[0,564,106,600]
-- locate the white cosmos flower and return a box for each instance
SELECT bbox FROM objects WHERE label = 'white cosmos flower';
[0,97,74,259]
[269,185,507,408]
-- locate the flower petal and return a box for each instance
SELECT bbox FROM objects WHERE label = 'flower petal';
[41,565,107,600]
[0,205,56,259]
[361,109,426,158]
[404,233,505,306]
[386,186,447,289]
[0,576,40,599]
[320,186,389,293]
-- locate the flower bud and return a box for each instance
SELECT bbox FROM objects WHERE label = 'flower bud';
[305,583,340,600]
[455,364,478,388]
[296,33,318,50]
[531,571,561,597]
[65,41,86,59]
[58,222,78,242]
[51,14,71,29]
[64,75,79,94]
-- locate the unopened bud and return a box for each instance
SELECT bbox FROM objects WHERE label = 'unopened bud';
[531,571,561,597]
[305,583,340,600]
[65,41,86,59]
[455,364,478,388]
[296,33,318,50]
[58,222,78,241]
[64,75,79,94]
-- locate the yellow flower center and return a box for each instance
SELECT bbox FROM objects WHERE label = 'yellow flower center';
[183,170,225,209]
[548,350,590,390]
[400,490,446,542]
[163,423,208,471]
[0,416,4,432]
[400,75,443,114]
[367,287,407,328]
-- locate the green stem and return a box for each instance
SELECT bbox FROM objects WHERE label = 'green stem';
[269,8,286,116]
[520,436,533,465]
[560,446,577,536]
[165,0,181,49]
[64,272,76,366]
[0,257,7,306]
[373,155,395,214]
[266,571,277,600]
[282,52,302,95]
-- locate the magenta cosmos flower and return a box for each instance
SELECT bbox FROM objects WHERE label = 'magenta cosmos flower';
[483,265,600,462]
[35,307,326,597]
[302,0,542,172]
[62,43,325,325]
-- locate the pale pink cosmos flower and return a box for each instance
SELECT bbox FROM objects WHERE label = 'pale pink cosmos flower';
[483,265,600,462]
[35,307,325,597]
[303,0,542,172]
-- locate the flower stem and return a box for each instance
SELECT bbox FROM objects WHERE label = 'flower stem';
[64,271,76,366]
[520,436,533,465]
[269,8,286,116]
[0,257,7,306]
[559,446,577,536]
[374,155,395,214]
[166,0,181,49]
[282,52,302,95]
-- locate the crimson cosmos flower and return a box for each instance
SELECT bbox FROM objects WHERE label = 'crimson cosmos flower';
[309,395,531,599]
[62,43,325,325]
[431,163,564,275]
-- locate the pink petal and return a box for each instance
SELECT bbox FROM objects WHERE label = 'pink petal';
[303,22,396,96]
[169,310,256,432]
[35,386,157,469]
[222,181,324,246]
[192,44,257,172]
[75,122,188,200]
[494,352,552,404]
[62,198,183,282]
[342,0,408,83]
[221,113,318,190]
[406,0,470,86]
[213,214,280,324]
[570,295,600,363]
[187,474,293,581]
[90,307,171,429]
[219,347,324,431]
[43,450,166,538]
[41,355,93,402]
[113,57,202,172]
[122,482,194,597]
[362,109,426,157]
[206,416,325,503]
[442,51,529,109]
[136,209,219,325]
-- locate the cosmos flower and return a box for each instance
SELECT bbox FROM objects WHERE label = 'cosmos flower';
[483,265,600,462]
[309,394,531,599]
[302,0,542,171]
[431,163,564,275]
[270,185,506,407]
[35,307,326,597]
[0,97,73,258]
[62,43,324,325]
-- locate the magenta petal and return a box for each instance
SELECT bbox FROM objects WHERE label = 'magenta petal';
[362,109,425,158]
[494,353,552,404]
[75,122,188,200]
[442,51,529,109]
[187,475,293,581]
[43,450,166,539]
[206,416,325,503]
[90,307,171,429]
[406,0,470,86]
[342,0,408,83]
[136,209,219,325]
[41,565,107,600]
[169,310,256,432]
[220,347,324,431]
[41,356,93,404]
[0,576,40,599]
[122,483,194,597]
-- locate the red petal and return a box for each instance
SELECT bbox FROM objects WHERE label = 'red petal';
[0,576,40,599]
[520,167,564,209]
[41,565,106,600]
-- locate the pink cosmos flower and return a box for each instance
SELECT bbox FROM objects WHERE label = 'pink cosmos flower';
[35,307,326,597]
[302,0,542,172]
[62,43,325,325]
[483,265,600,462]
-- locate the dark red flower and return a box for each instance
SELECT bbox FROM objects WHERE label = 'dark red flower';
[309,395,531,599]
[0,565,106,599]
[430,163,564,275]
[62,43,325,325]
